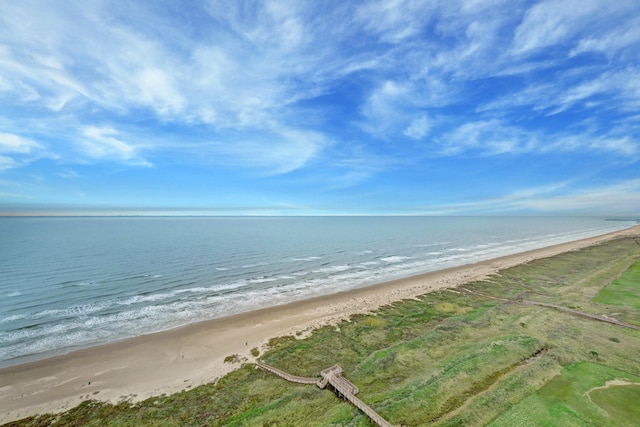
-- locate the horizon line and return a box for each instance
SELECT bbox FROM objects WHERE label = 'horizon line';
[1,213,638,219]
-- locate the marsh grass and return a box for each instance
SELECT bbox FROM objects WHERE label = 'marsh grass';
[7,237,640,427]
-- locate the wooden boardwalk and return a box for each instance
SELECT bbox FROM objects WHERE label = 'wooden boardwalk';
[256,362,393,427]
[318,365,392,427]
[255,361,319,385]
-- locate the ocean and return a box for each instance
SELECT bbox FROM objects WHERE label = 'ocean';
[0,216,635,367]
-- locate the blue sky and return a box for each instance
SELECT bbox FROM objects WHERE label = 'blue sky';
[1,0,640,216]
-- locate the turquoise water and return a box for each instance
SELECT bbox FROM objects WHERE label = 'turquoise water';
[0,216,635,366]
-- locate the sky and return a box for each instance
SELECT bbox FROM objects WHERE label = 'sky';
[1,0,640,216]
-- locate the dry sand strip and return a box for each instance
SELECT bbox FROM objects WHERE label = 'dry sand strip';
[1,225,639,424]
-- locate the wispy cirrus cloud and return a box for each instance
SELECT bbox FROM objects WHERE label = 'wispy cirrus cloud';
[1,1,640,213]
[519,179,640,213]
[0,132,50,170]
[79,127,151,167]
[0,133,42,155]
[361,81,418,137]
[479,67,640,117]
[3,1,636,164]
[213,128,329,175]
[511,0,606,55]
[437,120,533,156]
[354,0,439,43]
[437,120,639,158]
[419,178,640,215]
[404,115,431,140]
[570,16,640,58]
[0,2,370,174]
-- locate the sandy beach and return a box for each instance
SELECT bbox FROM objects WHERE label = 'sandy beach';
[1,224,639,424]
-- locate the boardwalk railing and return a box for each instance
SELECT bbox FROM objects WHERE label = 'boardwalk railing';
[318,365,392,427]
[256,362,393,427]
[255,362,319,385]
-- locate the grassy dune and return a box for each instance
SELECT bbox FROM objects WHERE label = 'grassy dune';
[6,236,640,426]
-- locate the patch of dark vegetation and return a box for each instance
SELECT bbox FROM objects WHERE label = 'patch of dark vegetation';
[223,354,245,364]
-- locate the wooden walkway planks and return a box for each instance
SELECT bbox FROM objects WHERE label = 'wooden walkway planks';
[254,361,319,385]
[320,365,359,395]
[320,366,392,427]
[256,362,393,427]
[339,391,393,427]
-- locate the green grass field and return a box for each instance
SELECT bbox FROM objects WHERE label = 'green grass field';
[594,258,640,312]
[490,362,640,427]
[6,236,640,427]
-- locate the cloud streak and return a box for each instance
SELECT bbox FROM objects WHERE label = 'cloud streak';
[437,120,639,158]
[0,132,49,170]
[419,179,640,215]
[79,127,151,167]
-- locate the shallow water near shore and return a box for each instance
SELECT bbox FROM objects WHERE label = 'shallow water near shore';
[0,216,635,366]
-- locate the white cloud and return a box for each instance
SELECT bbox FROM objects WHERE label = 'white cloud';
[246,1,308,50]
[355,0,437,43]
[0,156,17,171]
[430,1,518,77]
[352,1,524,134]
[552,69,640,115]
[361,81,439,139]
[213,128,328,175]
[323,170,374,190]
[186,45,284,128]
[361,81,408,135]
[1,0,639,200]
[516,179,640,213]
[58,169,79,179]
[0,2,521,171]
[80,127,151,166]
[1,0,346,172]
[586,136,637,156]
[439,120,639,158]
[512,0,603,54]
[419,179,640,215]
[439,120,531,156]
[570,16,640,57]
[136,68,185,116]
[0,132,42,154]
[0,132,47,170]
[403,115,431,139]
[2,2,365,173]
[479,66,640,118]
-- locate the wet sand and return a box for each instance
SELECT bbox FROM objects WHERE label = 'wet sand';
[1,225,639,423]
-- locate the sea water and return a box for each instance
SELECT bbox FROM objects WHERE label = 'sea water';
[0,216,635,366]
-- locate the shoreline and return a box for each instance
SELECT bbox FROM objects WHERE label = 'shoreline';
[1,224,639,423]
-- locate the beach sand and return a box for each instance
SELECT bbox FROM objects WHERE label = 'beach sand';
[1,225,639,423]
